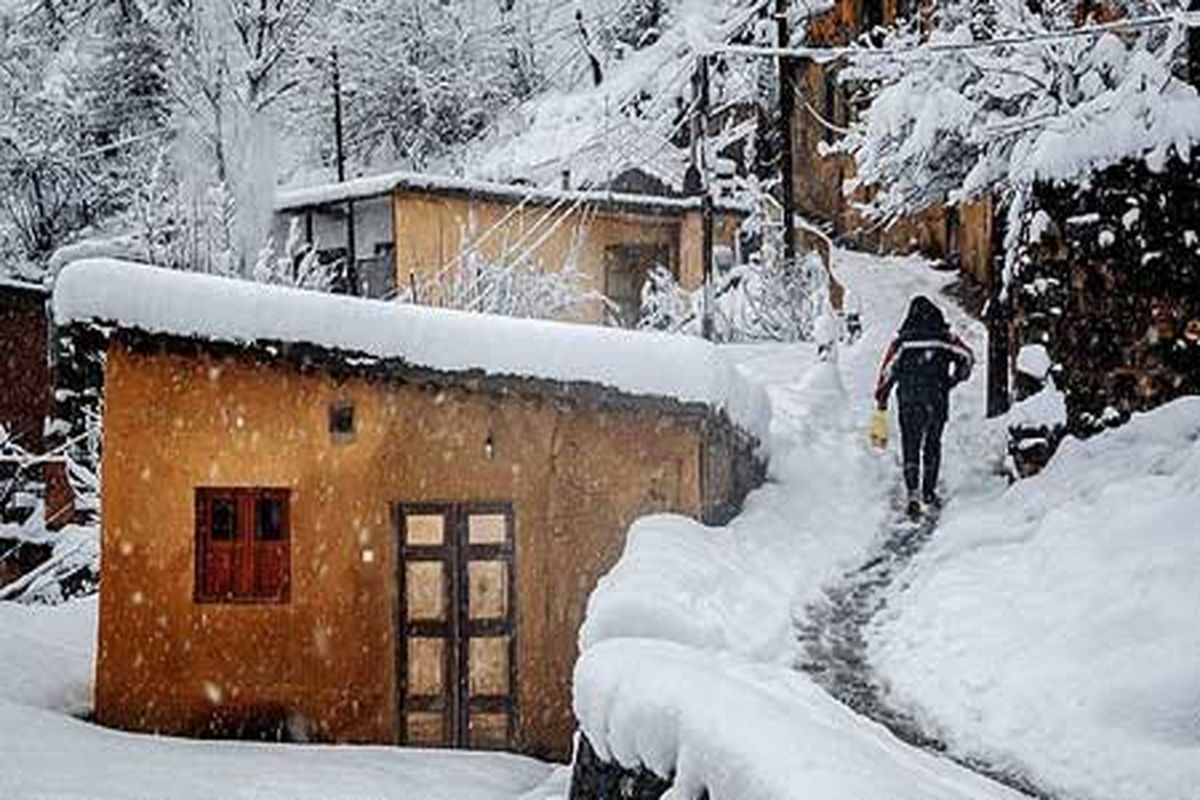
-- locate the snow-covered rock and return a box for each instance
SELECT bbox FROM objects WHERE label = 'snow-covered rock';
[1015,343,1052,381]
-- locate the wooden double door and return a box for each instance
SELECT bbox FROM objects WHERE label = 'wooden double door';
[396,502,517,750]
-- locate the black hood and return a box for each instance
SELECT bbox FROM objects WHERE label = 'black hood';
[899,296,949,338]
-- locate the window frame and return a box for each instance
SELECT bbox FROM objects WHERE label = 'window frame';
[195,487,292,605]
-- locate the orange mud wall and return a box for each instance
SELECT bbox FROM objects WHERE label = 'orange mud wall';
[391,190,739,323]
[95,341,715,760]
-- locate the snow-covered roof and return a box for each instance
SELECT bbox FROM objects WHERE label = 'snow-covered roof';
[275,169,747,216]
[0,274,47,295]
[53,259,768,440]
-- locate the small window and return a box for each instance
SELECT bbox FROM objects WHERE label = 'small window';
[329,401,355,441]
[196,488,290,603]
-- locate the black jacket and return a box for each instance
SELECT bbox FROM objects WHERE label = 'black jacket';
[875,306,974,412]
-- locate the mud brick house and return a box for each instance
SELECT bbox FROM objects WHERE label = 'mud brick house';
[788,0,997,286]
[53,259,766,760]
[273,171,744,327]
[0,275,83,584]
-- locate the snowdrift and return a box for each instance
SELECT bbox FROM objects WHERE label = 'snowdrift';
[871,396,1200,800]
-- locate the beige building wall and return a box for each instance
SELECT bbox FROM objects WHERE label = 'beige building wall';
[392,190,738,324]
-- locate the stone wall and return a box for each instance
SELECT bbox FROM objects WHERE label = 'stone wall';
[1013,156,1200,435]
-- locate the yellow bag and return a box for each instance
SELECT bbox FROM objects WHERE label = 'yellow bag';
[869,409,889,450]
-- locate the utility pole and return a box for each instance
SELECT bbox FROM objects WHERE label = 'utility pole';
[693,54,715,341]
[985,213,1011,418]
[775,0,797,266]
[331,47,358,295]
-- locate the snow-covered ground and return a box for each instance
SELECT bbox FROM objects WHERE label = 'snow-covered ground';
[870,397,1200,800]
[0,600,565,799]
[575,251,1021,798]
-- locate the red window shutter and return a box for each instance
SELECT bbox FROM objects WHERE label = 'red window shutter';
[196,488,290,603]
[232,494,255,598]
[197,491,240,600]
[253,543,288,598]
[204,544,235,598]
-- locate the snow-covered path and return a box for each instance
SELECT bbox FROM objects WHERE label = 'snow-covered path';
[575,252,1023,799]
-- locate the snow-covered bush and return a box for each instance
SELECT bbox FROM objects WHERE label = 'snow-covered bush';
[638,264,693,331]
[0,423,100,605]
[252,218,331,291]
[412,252,600,321]
[638,251,830,343]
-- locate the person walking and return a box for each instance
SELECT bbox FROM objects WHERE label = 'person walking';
[874,296,974,518]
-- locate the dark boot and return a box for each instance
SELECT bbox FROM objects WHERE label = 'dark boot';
[906,490,922,520]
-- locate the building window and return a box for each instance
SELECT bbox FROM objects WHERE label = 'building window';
[195,488,291,603]
[329,401,355,442]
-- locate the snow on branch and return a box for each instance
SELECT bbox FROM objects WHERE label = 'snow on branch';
[830,2,1200,268]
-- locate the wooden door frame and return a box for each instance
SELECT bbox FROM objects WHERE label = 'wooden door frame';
[394,500,518,749]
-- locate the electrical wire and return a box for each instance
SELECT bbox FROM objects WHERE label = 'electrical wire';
[719,11,1199,63]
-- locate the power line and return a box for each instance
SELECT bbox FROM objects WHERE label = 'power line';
[718,12,1199,63]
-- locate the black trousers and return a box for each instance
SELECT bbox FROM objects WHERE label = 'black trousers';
[898,400,946,496]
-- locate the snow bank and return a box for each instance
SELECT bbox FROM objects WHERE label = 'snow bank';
[576,639,1021,800]
[1007,377,1067,431]
[52,259,769,441]
[0,598,95,712]
[870,396,1200,800]
[0,599,562,799]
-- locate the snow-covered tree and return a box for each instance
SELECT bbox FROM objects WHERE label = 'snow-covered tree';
[638,250,830,343]
[0,0,172,276]
[297,0,545,172]
[838,0,1200,273]
[150,0,318,274]
[413,250,599,320]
